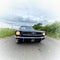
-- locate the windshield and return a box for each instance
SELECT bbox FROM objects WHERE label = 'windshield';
[20,26,34,30]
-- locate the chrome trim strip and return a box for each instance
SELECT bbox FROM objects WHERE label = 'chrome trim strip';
[14,36,45,39]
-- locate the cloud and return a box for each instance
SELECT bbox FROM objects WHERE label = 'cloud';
[0,0,60,28]
[0,22,10,28]
[13,0,60,21]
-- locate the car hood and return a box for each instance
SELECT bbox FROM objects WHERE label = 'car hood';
[18,29,44,33]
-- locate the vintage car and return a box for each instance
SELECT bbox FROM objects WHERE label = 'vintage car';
[15,26,45,44]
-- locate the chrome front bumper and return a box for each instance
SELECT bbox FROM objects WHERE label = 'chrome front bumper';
[14,36,45,40]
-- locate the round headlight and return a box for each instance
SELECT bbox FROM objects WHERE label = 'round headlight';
[43,32,45,35]
[16,31,20,35]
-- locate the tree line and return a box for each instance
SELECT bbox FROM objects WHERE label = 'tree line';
[33,22,60,38]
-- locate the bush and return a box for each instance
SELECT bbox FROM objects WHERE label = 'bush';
[33,22,60,39]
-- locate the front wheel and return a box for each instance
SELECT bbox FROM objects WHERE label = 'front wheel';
[16,39,20,44]
[16,39,23,44]
[35,40,41,43]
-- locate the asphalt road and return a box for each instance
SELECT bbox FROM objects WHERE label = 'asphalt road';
[0,36,60,60]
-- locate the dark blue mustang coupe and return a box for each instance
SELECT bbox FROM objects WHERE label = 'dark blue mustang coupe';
[15,26,45,44]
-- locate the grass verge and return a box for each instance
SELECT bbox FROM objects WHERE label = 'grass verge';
[0,28,15,38]
[47,32,60,39]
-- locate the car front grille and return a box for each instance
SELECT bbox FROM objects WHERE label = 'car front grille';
[22,32,32,34]
[21,31,43,37]
[35,32,42,35]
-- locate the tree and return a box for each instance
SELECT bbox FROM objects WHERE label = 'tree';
[33,23,42,30]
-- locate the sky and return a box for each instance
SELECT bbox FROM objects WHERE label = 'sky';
[0,0,60,28]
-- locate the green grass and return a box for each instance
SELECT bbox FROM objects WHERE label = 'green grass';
[0,28,15,38]
[47,32,60,39]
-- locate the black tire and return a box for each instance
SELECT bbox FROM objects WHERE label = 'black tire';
[35,40,41,43]
[16,40,23,44]
[19,40,23,44]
